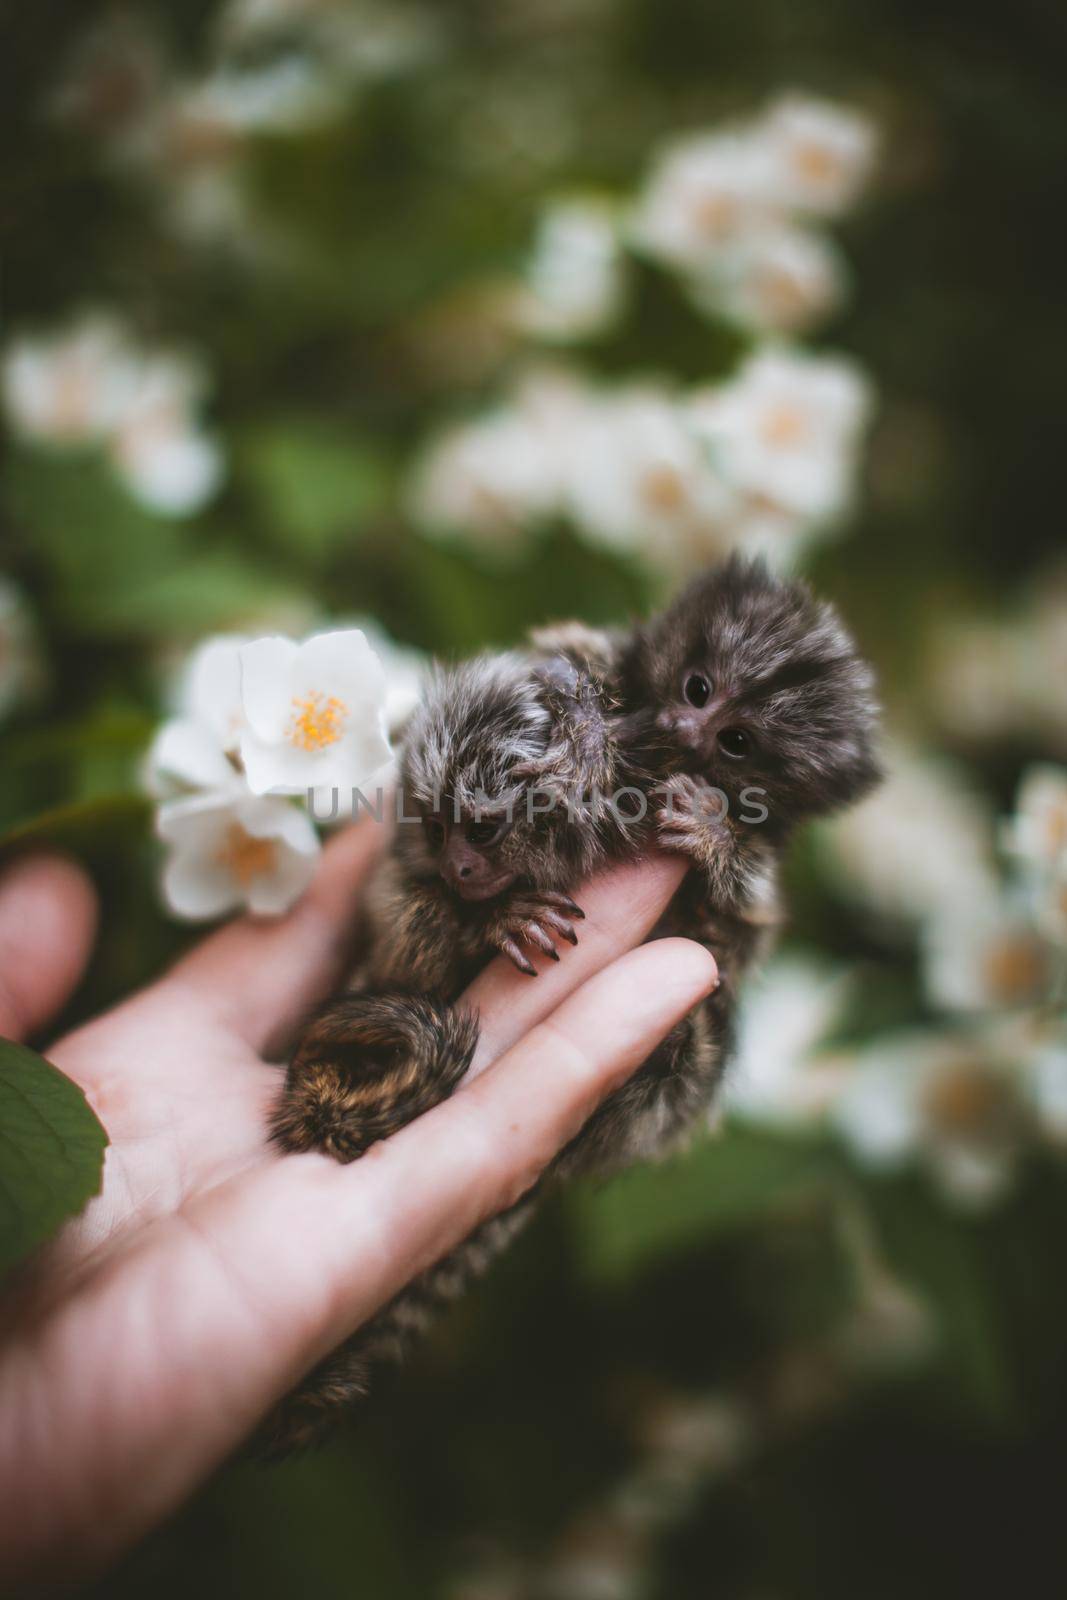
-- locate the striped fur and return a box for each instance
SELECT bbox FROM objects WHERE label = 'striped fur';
[265,558,880,1452]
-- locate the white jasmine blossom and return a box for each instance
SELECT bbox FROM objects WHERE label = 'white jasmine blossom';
[923,900,1052,1014]
[410,409,559,552]
[1002,765,1067,875]
[689,347,872,526]
[515,196,625,343]
[1028,1034,1067,1144]
[3,315,224,517]
[724,956,851,1128]
[175,59,340,138]
[833,1034,1027,1210]
[238,629,392,795]
[145,635,248,796]
[1,315,138,446]
[107,353,223,516]
[631,129,778,276]
[157,790,320,919]
[564,387,735,564]
[339,618,427,735]
[1002,765,1067,941]
[822,746,998,923]
[704,224,846,336]
[146,720,239,798]
[410,369,592,554]
[760,94,878,216]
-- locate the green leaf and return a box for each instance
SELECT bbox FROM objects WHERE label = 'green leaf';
[5,451,185,612]
[87,550,297,635]
[0,794,151,854]
[240,421,390,561]
[0,710,156,775]
[0,1038,108,1277]
[569,1125,833,1286]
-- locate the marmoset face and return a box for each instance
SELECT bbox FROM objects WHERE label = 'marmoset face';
[627,555,881,825]
[419,810,518,901]
[398,651,565,902]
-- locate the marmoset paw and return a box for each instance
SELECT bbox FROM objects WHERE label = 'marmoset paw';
[655,774,730,865]
[487,889,585,976]
[273,993,478,1162]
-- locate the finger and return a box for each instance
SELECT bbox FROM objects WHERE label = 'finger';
[0,855,97,1042]
[165,816,389,1053]
[215,938,717,1369]
[465,852,688,1074]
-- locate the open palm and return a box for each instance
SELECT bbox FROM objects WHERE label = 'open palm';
[0,829,715,1592]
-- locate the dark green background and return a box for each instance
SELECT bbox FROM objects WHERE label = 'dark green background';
[4,1,1067,1594]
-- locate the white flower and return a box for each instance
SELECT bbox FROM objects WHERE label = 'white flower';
[564,386,735,567]
[3,316,223,517]
[410,369,590,554]
[1003,765,1067,942]
[632,129,779,276]
[157,790,320,919]
[832,1043,925,1169]
[410,409,559,552]
[2,315,138,446]
[724,956,851,1128]
[338,618,426,735]
[822,745,998,923]
[759,94,878,216]
[1028,1033,1067,1144]
[689,347,873,526]
[700,224,846,336]
[1003,765,1067,875]
[515,196,624,343]
[0,578,40,721]
[107,354,223,516]
[175,59,339,137]
[923,900,1051,1014]
[238,629,392,795]
[832,1033,1026,1210]
[218,0,442,81]
[145,635,248,796]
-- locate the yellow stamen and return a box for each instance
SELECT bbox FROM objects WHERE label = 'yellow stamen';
[641,465,688,513]
[287,691,348,753]
[982,932,1048,1004]
[923,1063,1015,1139]
[761,404,807,447]
[794,142,840,185]
[693,193,737,239]
[217,825,277,885]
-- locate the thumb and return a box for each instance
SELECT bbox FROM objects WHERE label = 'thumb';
[0,855,98,1041]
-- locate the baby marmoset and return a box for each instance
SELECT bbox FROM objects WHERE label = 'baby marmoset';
[266,557,880,1451]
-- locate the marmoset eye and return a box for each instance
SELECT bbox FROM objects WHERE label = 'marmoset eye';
[684,672,712,708]
[422,816,445,847]
[717,727,751,759]
[466,819,505,847]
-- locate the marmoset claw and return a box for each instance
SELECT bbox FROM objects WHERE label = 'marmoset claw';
[489,889,585,973]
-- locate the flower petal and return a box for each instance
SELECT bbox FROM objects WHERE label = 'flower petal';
[239,635,300,742]
[146,718,236,797]
[162,845,242,921]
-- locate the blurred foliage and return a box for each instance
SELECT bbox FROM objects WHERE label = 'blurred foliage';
[3,0,1067,1596]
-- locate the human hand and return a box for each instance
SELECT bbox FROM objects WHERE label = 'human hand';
[0,829,716,1592]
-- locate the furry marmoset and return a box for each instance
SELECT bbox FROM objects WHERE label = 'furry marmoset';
[265,557,880,1452]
